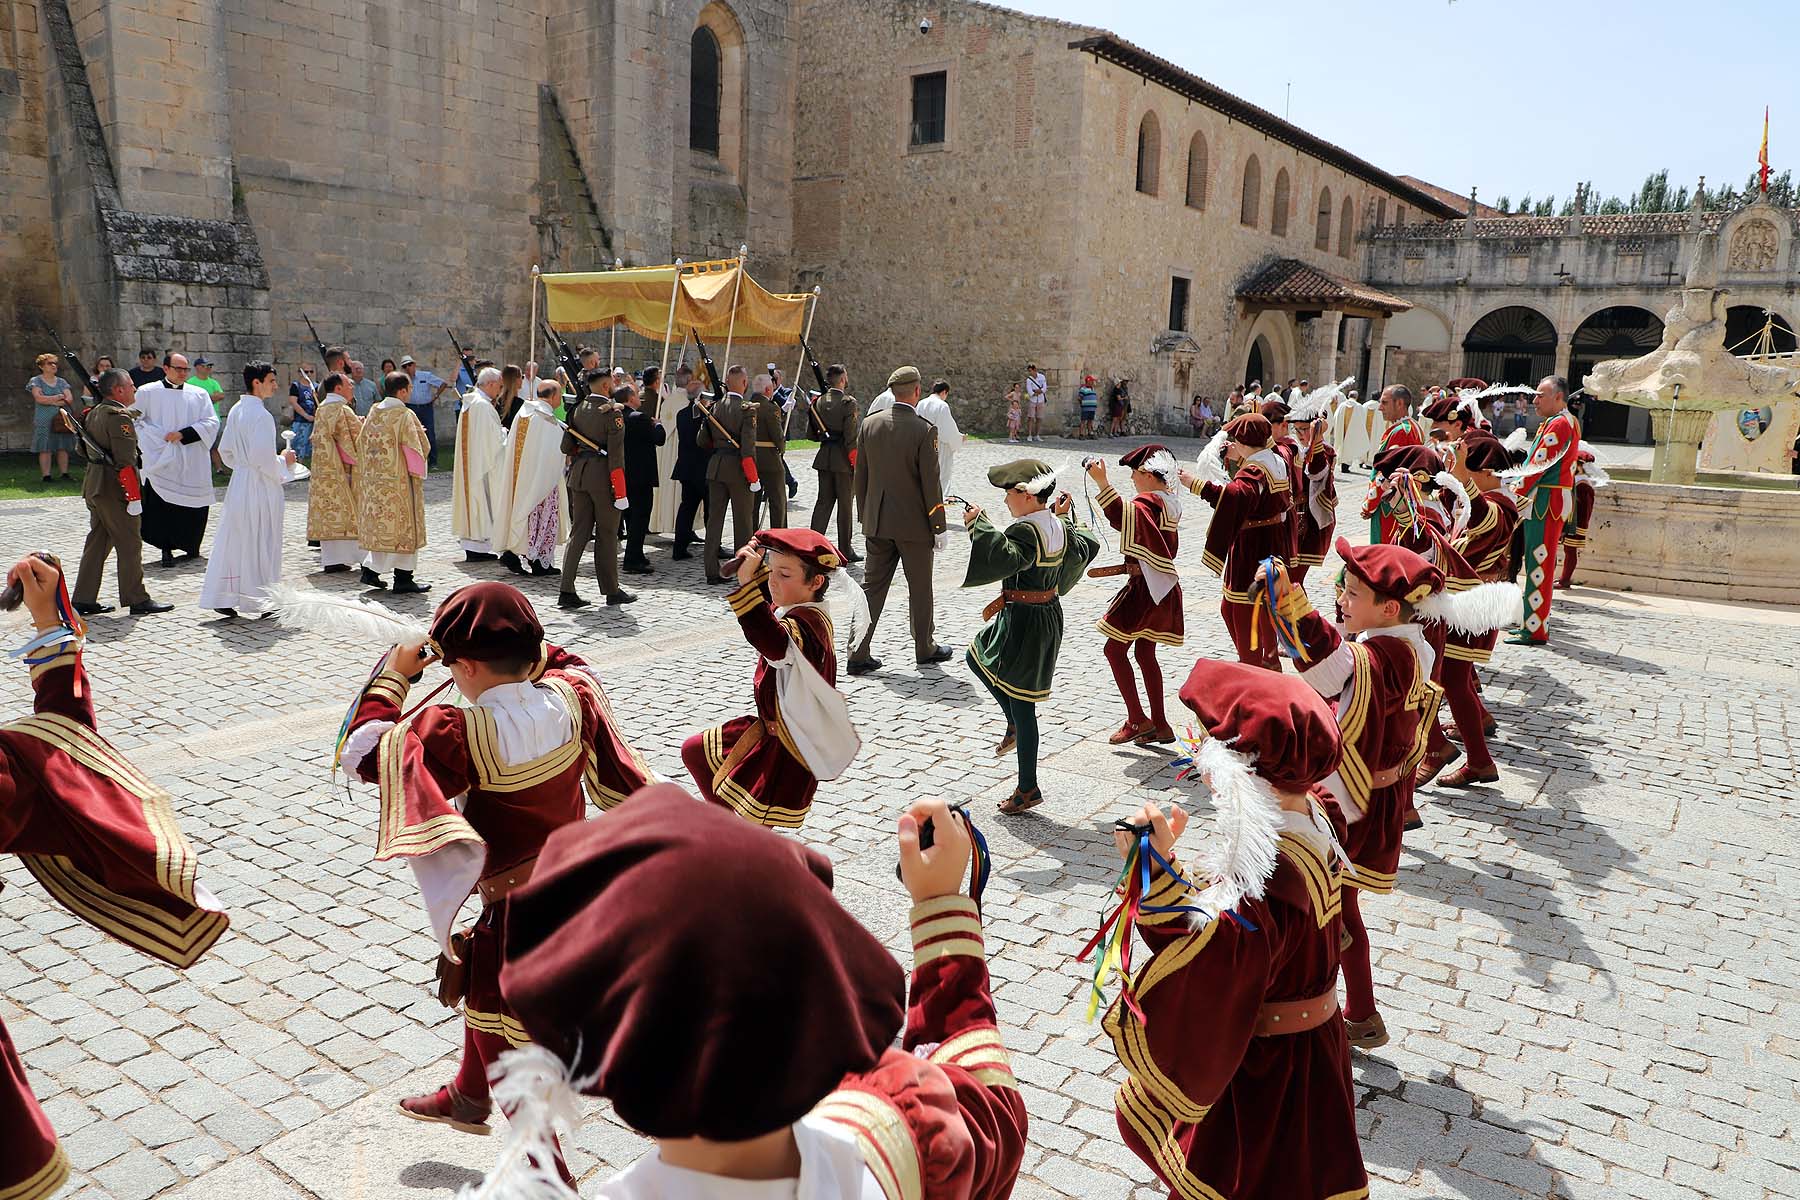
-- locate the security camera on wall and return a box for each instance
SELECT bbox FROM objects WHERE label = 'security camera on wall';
[919,17,933,34]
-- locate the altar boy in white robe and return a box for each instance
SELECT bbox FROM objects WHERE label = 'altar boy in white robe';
[199,361,297,617]
[453,367,507,563]
[494,380,570,577]
[134,353,219,567]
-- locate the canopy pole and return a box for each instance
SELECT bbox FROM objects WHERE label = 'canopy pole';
[527,264,540,392]
[655,260,685,420]
[609,321,617,368]
[721,244,748,371]
[784,287,821,437]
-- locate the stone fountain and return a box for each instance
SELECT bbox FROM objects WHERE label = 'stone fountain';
[1576,214,1800,603]
[1584,230,1800,485]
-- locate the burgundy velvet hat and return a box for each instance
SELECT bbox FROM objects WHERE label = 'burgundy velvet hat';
[429,582,543,663]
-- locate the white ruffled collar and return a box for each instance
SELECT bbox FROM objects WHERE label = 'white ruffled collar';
[1358,621,1436,680]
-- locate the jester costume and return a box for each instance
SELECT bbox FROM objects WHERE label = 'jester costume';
[1514,407,1581,642]
[1102,661,1366,1200]
[1,629,229,1200]
[964,459,1099,812]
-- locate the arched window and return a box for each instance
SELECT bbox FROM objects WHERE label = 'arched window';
[689,27,721,156]
[1271,168,1291,237]
[1184,131,1208,209]
[1315,186,1333,250]
[1240,154,1261,227]
[1135,112,1161,196]
[1339,197,1354,256]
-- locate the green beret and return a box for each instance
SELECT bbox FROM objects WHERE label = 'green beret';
[987,459,1058,492]
[886,365,921,388]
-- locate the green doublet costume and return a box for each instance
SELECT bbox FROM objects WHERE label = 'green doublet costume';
[963,513,1099,702]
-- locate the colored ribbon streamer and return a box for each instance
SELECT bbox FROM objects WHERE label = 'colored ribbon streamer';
[1250,557,1310,663]
[9,625,79,665]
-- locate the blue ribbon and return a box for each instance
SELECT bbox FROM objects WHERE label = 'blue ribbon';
[1131,830,1259,931]
[9,625,78,666]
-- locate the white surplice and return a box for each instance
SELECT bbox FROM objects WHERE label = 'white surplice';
[134,380,220,507]
[492,396,570,559]
[453,390,506,553]
[198,395,292,613]
[915,393,963,492]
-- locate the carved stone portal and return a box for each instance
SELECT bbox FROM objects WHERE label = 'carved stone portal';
[1727,218,1780,272]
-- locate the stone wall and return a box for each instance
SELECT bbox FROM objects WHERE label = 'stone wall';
[6,0,797,445]
[793,0,1442,436]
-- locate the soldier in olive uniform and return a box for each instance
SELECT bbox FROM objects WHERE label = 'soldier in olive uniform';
[72,369,172,616]
[699,364,757,584]
[808,364,861,560]
[558,370,634,609]
[847,365,950,673]
[747,372,788,530]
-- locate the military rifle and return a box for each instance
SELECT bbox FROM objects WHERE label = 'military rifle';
[539,321,590,404]
[303,313,332,371]
[446,327,477,395]
[42,324,114,466]
[686,330,760,492]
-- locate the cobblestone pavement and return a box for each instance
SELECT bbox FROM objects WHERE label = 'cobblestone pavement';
[3,434,1797,1200]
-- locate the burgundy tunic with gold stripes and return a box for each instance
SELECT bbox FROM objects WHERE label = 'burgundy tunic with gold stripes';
[1294,442,1338,574]
[1283,590,1440,894]
[1095,485,1183,645]
[682,571,837,830]
[1443,488,1520,666]
[349,645,651,1045]
[1193,458,1293,669]
[816,894,1028,1200]
[1,644,229,1200]
[1103,803,1366,1200]
[1562,476,1596,549]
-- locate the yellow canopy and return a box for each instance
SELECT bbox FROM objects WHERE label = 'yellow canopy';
[539,259,811,343]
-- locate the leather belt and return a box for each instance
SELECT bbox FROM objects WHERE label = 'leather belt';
[982,588,1058,621]
[477,856,538,905]
[754,441,777,449]
[1243,514,1288,530]
[1369,765,1405,789]
[1253,989,1339,1036]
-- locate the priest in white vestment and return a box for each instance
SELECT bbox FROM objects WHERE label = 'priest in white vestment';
[134,353,219,565]
[199,363,296,617]
[453,366,507,562]
[493,384,570,575]
[915,380,963,495]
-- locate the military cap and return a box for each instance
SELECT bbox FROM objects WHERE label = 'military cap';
[886,365,922,388]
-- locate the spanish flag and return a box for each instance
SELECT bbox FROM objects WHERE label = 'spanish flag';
[1759,107,1771,195]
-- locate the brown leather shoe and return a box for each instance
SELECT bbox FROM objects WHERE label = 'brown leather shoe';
[994,727,1016,757]
[398,1084,492,1134]
[1414,745,1458,788]
[1108,719,1150,745]
[1437,764,1500,789]
[1344,1012,1390,1051]
[1133,722,1176,745]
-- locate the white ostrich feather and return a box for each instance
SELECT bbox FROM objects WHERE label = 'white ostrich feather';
[1501,427,1530,455]
[1195,429,1231,486]
[457,1046,591,1200]
[1142,449,1179,484]
[1415,581,1524,636]
[265,583,430,643]
[1016,468,1059,494]
[1434,471,1471,537]
[1289,375,1355,423]
[1188,737,1284,929]
[1584,462,1612,489]
[1472,382,1537,402]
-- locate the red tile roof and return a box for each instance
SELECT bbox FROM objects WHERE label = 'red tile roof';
[1237,259,1413,315]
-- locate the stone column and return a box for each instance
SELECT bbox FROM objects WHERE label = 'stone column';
[1554,337,1572,384]
[1366,315,1389,394]
[1649,407,1713,485]
[1316,310,1343,383]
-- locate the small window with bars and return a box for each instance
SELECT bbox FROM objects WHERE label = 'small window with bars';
[910,72,947,147]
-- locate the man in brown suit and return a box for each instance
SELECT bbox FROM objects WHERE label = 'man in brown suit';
[559,372,634,608]
[847,365,950,673]
[698,364,756,584]
[808,364,860,559]
[72,369,172,615]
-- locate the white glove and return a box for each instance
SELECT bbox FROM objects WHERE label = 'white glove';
[933,532,948,553]
[127,501,143,516]
[749,480,762,493]
[613,497,630,511]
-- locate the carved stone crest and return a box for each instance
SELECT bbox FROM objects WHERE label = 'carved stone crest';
[1727,218,1780,272]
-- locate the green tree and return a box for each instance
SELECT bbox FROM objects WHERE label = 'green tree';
[1496,195,1513,214]
[1533,195,1557,216]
